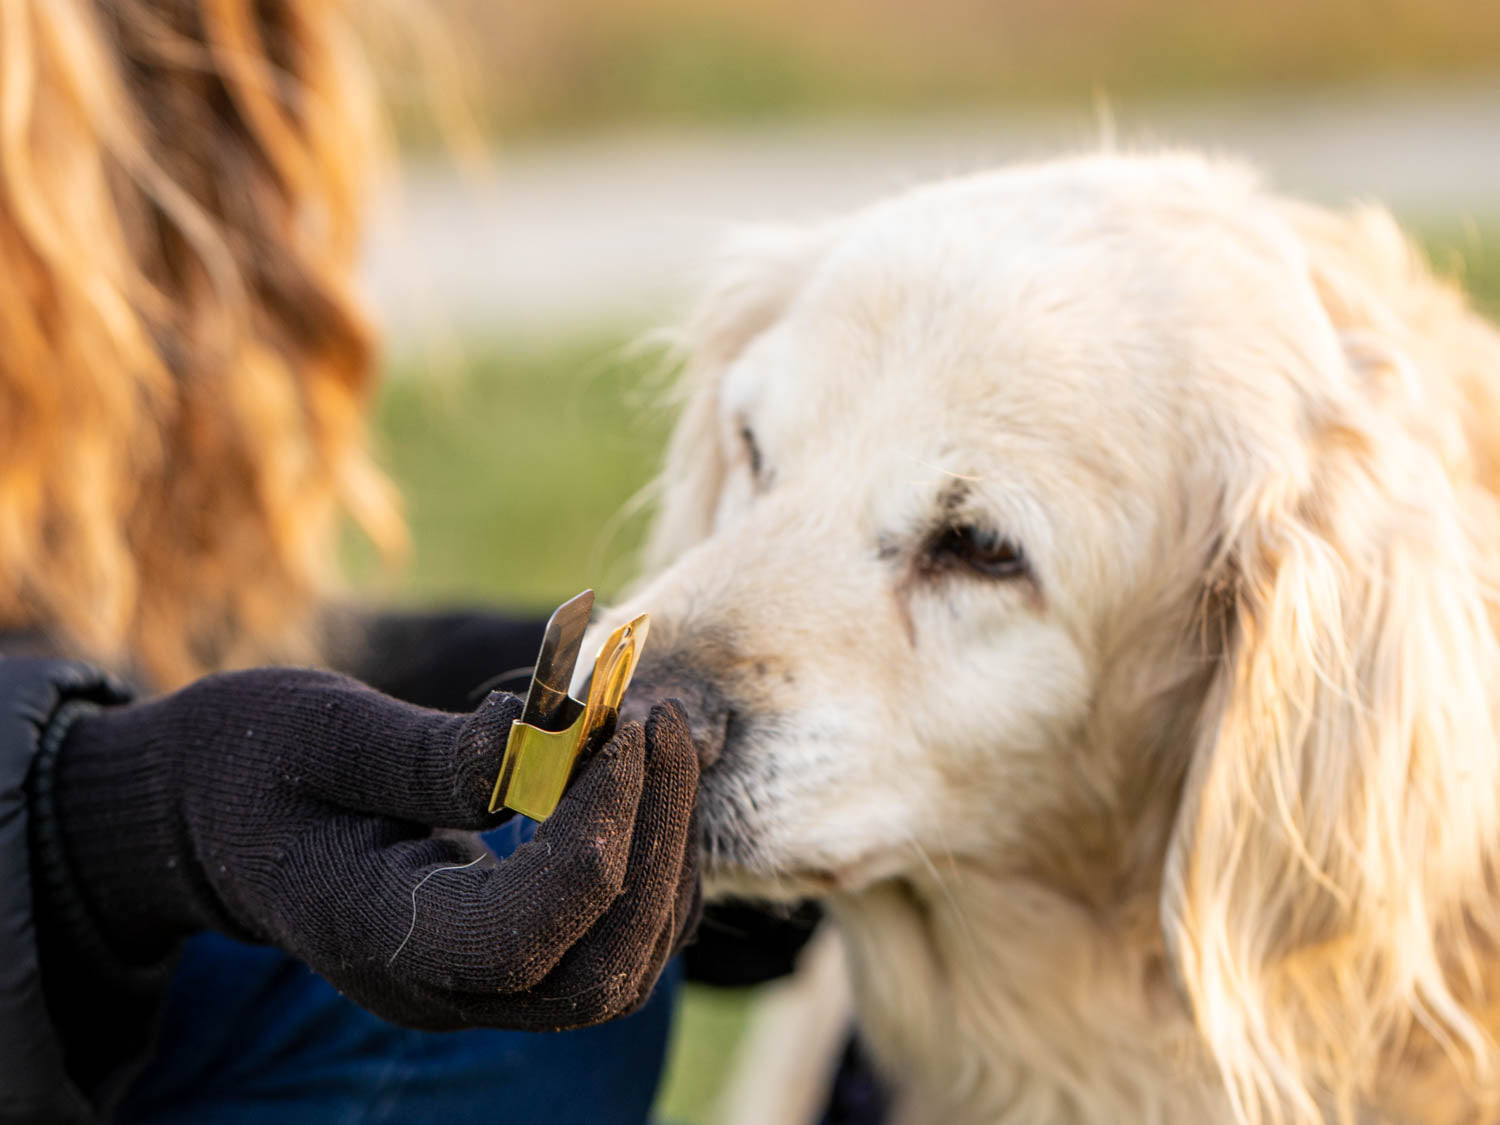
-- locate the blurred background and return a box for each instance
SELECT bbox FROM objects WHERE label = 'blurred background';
[349,3,1500,1120]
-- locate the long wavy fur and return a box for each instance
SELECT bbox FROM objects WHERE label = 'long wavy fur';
[1162,202,1500,1124]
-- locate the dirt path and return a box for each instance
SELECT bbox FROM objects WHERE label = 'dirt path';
[362,79,1500,343]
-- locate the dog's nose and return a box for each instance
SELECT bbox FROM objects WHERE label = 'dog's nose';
[618,661,731,768]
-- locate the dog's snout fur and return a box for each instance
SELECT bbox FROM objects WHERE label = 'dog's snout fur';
[621,650,733,767]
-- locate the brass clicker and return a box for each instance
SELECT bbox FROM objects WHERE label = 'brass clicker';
[488,590,649,821]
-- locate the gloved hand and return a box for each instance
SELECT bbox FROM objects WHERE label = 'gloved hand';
[35,667,700,1031]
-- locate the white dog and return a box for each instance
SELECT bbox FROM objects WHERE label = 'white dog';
[596,152,1500,1125]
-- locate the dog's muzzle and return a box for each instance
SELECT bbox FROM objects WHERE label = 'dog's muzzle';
[619,655,732,768]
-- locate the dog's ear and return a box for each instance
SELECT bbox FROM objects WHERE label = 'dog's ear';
[1162,208,1500,1123]
[643,224,825,571]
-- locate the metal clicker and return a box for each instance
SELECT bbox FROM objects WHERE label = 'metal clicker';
[488,589,650,821]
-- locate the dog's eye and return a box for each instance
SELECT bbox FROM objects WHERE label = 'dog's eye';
[928,525,1027,579]
[740,425,764,479]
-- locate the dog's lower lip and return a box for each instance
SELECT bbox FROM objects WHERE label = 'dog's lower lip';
[785,867,839,891]
[705,862,843,898]
[701,839,842,891]
[694,708,731,768]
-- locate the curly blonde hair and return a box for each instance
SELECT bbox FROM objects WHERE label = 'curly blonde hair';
[0,0,401,689]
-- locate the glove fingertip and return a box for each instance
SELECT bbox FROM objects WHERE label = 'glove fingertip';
[643,701,699,783]
[603,717,646,759]
[645,699,690,736]
[474,690,526,740]
[543,720,647,830]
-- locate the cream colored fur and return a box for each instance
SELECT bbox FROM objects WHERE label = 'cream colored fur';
[589,152,1500,1124]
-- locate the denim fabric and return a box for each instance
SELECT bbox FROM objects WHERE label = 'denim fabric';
[113,818,679,1125]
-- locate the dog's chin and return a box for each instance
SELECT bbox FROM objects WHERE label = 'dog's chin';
[698,805,882,900]
[699,818,824,900]
[703,859,844,902]
[696,738,887,899]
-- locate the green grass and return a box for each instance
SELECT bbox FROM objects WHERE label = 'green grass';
[354,224,1500,1125]
[654,986,759,1124]
[348,332,677,610]
[1428,222,1500,319]
[403,0,1500,139]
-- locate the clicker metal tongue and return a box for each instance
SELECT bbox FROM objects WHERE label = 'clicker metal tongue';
[488,589,650,821]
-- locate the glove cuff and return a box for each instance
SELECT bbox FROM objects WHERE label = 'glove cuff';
[30,698,182,988]
[46,699,239,967]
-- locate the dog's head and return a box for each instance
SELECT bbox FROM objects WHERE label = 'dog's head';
[594,154,1500,1119]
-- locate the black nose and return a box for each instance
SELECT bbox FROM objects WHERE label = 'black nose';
[618,657,731,768]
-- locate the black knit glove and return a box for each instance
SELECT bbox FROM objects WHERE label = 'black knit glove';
[42,668,700,1032]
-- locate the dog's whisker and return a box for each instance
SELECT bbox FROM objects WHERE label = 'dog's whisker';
[467,664,536,700]
[895,452,987,484]
[898,826,983,963]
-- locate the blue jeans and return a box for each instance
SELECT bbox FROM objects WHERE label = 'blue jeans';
[115,819,680,1125]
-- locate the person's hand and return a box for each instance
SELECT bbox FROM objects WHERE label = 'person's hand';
[39,667,700,1031]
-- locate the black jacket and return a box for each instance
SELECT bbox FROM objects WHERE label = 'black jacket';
[0,655,132,1123]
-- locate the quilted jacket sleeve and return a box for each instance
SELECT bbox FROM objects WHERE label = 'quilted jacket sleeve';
[0,655,139,1125]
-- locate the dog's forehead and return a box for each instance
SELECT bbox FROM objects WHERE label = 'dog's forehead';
[809,166,1288,353]
[733,224,1176,458]
[733,157,1324,476]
